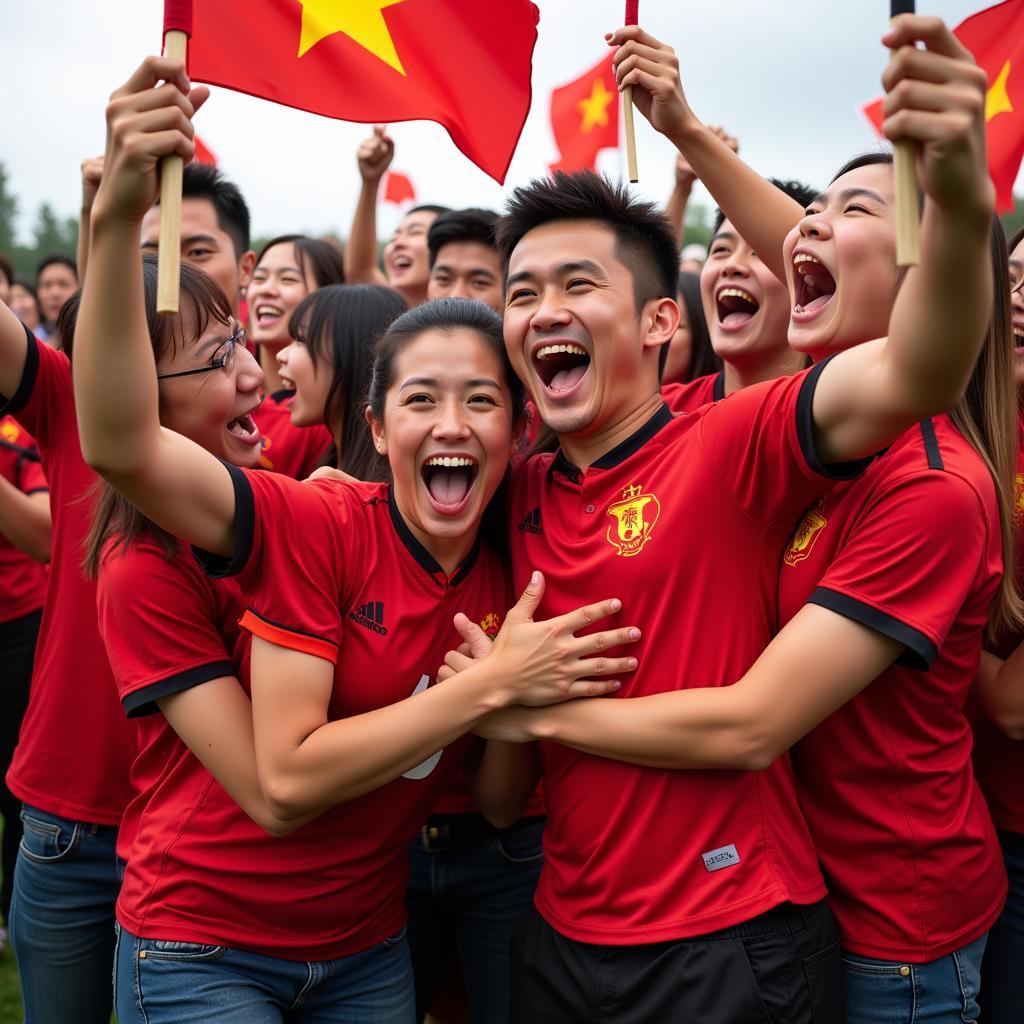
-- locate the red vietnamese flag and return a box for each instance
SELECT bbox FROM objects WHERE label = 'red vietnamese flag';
[194,134,217,166]
[862,0,1024,212]
[549,53,619,175]
[384,170,416,204]
[164,0,538,183]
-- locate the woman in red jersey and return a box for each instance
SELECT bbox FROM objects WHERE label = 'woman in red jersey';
[71,56,636,1024]
[469,18,1016,1023]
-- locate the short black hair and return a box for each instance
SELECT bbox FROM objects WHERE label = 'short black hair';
[408,204,449,218]
[428,208,498,268]
[496,171,679,311]
[36,254,78,284]
[711,179,819,238]
[181,163,251,257]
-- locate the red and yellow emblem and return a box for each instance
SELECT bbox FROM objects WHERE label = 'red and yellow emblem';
[0,420,19,444]
[784,500,828,567]
[479,611,502,638]
[606,483,660,558]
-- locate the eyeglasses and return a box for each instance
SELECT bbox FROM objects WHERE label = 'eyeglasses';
[156,326,246,381]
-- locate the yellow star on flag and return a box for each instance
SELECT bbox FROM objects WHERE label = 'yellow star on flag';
[986,60,1014,122]
[298,0,408,75]
[577,78,614,133]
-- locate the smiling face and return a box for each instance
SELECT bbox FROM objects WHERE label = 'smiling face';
[276,331,330,428]
[504,220,675,440]
[701,218,792,368]
[36,263,78,326]
[156,315,266,466]
[427,240,504,313]
[782,163,899,358]
[1009,235,1024,385]
[383,210,438,303]
[247,243,317,351]
[369,328,515,565]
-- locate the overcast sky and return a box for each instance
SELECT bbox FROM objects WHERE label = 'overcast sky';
[5,0,1017,246]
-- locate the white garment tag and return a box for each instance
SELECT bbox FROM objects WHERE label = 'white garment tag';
[702,844,741,872]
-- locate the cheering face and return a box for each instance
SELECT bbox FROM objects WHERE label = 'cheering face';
[1009,235,1024,385]
[427,240,504,313]
[384,210,438,299]
[141,198,248,318]
[701,219,791,367]
[783,164,899,358]
[370,329,514,558]
[36,264,78,326]
[276,331,330,428]
[247,243,317,351]
[156,315,265,467]
[504,221,664,438]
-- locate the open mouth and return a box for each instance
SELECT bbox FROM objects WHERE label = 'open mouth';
[255,304,284,327]
[226,412,260,445]
[793,253,837,315]
[533,342,591,394]
[278,374,296,392]
[421,455,479,511]
[716,286,760,328]
[390,254,413,275]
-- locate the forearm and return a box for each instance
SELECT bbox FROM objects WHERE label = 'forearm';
[343,180,387,284]
[977,646,1024,740]
[664,179,692,247]
[77,206,92,284]
[665,122,803,282]
[471,739,542,828]
[0,484,50,562]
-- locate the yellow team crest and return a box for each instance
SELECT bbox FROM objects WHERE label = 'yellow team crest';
[0,420,19,444]
[479,612,502,638]
[606,483,660,558]
[1014,472,1024,519]
[784,501,828,567]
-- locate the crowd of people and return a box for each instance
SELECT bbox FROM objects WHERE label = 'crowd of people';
[0,13,1022,1024]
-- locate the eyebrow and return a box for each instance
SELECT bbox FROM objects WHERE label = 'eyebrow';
[808,187,887,208]
[434,262,498,280]
[253,264,303,275]
[710,230,738,245]
[400,377,502,389]
[506,259,606,289]
[141,233,220,250]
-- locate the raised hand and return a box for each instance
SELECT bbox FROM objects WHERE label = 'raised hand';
[356,124,395,183]
[80,156,105,212]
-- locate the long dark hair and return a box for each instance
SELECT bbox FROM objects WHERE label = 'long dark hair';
[82,255,233,578]
[288,284,406,480]
[367,297,525,556]
[666,271,719,382]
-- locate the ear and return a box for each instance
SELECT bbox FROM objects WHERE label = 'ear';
[366,404,387,456]
[238,250,257,292]
[641,296,680,355]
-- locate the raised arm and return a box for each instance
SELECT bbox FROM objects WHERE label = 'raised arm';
[0,299,30,402]
[75,156,104,284]
[73,57,237,556]
[342,126,392,286]
[663,128,739,249]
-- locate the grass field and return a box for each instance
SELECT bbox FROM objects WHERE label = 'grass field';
[0,954,22,1024]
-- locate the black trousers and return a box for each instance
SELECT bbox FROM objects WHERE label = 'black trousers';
[510,899,842,1024]
[0,608,41,925]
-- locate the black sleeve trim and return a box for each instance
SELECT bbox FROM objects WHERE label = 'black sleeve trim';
[808,586,936,670]
[191,462,255,579]
[795,355,875,481]
[24,487,48,496]
[122,660,236,718]
[712,371,726,402]
[919,419,943,470]
[0,323,39,417]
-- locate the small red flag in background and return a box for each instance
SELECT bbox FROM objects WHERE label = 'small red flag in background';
[165,0,539,184]
[549,53,619,175]
[863,0,1024,212]
[193,134,218,166]
[383,170,416,205]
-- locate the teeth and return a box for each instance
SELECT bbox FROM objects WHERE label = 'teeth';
[256,305,283,318]
[425,456,476,468]
[718,287,756,304]
[536,343,587,360]
[793,253,820,275]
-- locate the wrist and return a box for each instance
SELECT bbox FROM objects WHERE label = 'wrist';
[90,198,145,234]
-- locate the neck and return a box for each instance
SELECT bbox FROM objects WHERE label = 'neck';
[397,283,428,309]
[395,491,477,578]
[259,345,285,394]
[722,346,805,396]
[559,392,664,471]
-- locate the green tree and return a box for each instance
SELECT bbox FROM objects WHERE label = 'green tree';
[1003,193,1024,242]
[0,163,18,256]
[682,201,712,249]
[33,202,75,256]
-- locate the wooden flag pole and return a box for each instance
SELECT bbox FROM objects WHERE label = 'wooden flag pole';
[890,0,920,267]
[623,0,639,183]
[157,28,188,314]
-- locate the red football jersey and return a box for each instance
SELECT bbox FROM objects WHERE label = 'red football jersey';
[194,466,512,957]
[253,389,332,479]
[2,328,135,825]
[780,415,1006,961]
[0,416,48,623]
[972,411,1024,833]
[510,363,865,944]
[661,370,724,414]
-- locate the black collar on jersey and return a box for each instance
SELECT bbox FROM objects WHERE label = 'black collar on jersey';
[713,371,726,402]
[549,403,674,481]
[0,323,39,418]
[387,485,481,586]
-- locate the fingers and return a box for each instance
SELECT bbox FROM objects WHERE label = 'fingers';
[443,649,476,674]
[883,14,974,63]
[113,56,191,101]
[882,46,986,96]
[563,679,623,699]
[606,25,669,51]
[505,570,545,624]
[554,596,622,635]
[569,653,638,678]
[436,664,456,683]
[452,612,494,659]
[571,625,641,658]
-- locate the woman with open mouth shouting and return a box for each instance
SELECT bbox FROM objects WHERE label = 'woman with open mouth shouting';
[71,55,638,1024]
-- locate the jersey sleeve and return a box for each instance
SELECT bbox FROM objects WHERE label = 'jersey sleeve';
[808,471,991,669]
[1,419,48,494]
[97,541,236,718]
[0,324,72,448]
[699,358,871,527]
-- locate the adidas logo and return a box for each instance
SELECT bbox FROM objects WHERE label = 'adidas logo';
[349,601,388,636]
[518,507,542,534]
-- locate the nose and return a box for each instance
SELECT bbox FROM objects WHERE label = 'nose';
[798,209,832,241]
[276,343,293,370]
[449,279,474,301]
[530,287,572,332]
[236,345,265,392]
[432,396,471,441]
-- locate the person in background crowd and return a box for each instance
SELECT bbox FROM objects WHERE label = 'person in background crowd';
[8,279,42,336]
[34,254,78,344]
[427,209,504,314]
[659,270,719,386]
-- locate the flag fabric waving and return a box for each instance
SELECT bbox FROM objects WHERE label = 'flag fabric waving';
[384,170,416,205]
[862,0,1024,212]
[194,134,218,166]
[549,53,619,175]
[164,0,539,184]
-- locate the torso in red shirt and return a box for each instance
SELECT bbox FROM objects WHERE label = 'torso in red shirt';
[509,364,863,945]
[253,389,331,479]
[0,416,48,623]
[779,414,1006,961]
[1,328,135,825]
[184,468,512,958]
[661,370,724,415]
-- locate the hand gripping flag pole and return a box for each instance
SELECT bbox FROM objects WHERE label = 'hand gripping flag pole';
[159,1,193,314]
[622,0,639,183]
[891,0,921,267]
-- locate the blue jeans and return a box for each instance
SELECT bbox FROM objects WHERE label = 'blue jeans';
[8,803,121,1024]
[979,829,1024,1023]
[407,815,544,1022]
[115,925,415,1023]
[842,933,988,1024]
